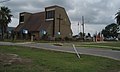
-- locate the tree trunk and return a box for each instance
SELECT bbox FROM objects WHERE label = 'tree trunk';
[1,26,4,41]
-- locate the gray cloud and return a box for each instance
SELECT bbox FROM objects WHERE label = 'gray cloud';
[3,0,120,25]
[3,0,74,18]
[68,0,120,25]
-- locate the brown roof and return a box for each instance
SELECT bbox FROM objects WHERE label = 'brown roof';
[14,12,53,32]
[14,23,24,32]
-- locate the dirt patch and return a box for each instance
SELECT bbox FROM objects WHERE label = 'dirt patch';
[0,53,32,67]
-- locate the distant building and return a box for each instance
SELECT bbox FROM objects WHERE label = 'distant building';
[14,5,72,40]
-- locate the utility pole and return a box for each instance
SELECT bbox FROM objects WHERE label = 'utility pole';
[57,14,63,35]
[82,16,85,41]
[95,31,97,42]
[78,22,80,35]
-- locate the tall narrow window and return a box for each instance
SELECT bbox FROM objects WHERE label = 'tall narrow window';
[46,10,54,20]
[20,13,24,23]
[20,15,24,23]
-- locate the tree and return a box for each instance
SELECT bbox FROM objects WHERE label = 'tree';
[102,23,119,38]
[79,32,85,38]
[87,33,91,37]
[115,9,120,25]
[86,33,91,38]
[0,6,12,40]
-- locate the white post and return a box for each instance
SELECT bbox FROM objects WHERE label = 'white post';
[31,35,33,42]
[72,44,80,58]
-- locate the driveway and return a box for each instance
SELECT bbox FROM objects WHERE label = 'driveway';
[0,42,120,60]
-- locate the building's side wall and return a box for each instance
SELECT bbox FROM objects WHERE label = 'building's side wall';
[15,12,32,40]
[19,12,32,25]
[45,21,54,37]
[54,7,72,38]
[39,21,54,38]
[44,8,55,38]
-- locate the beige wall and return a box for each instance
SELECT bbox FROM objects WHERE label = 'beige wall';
[19,12,32,24]
[41,21,54,37]
[54,7,72,38]
[18,6,72,40]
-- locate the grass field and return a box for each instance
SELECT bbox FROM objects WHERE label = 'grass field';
[77,41,120,50]
[62,41,120,50]
[0,45,120,72]
[1,39,120,50]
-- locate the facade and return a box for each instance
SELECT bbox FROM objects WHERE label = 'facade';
[14,5,72,40]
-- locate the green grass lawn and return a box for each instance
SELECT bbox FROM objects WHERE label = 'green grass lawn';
[82,41,120,47]
[2,39,120,50]
[62,41,120,50]
[1,39,32,43]
[0,46,120,72]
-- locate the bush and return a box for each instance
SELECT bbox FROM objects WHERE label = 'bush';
[64,37,73,41]
[55,37,62,41]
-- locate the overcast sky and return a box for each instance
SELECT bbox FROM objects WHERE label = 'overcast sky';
[1,0,120,35]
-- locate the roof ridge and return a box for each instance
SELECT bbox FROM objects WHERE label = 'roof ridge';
[32,11,45,15]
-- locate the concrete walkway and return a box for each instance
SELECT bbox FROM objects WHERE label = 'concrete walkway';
[0,42,120,60]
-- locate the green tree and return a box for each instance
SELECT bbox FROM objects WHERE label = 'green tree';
[0,6,12,40]
[102,23,119,38]
[79,32,85,38]
[87,33,91,37]
[115,9,120,25]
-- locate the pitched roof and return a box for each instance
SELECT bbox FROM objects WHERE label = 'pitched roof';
[14,23,24,32]
[14,12,53,32]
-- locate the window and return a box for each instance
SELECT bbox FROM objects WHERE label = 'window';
[40,29,47,35]
[23,29,28,34]
[20,15,24,22]
[46,10,54,19]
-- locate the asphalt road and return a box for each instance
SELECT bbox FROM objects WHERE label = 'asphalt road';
[0,42,120,60]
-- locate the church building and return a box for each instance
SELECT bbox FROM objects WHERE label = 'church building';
[14,5,72,40]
